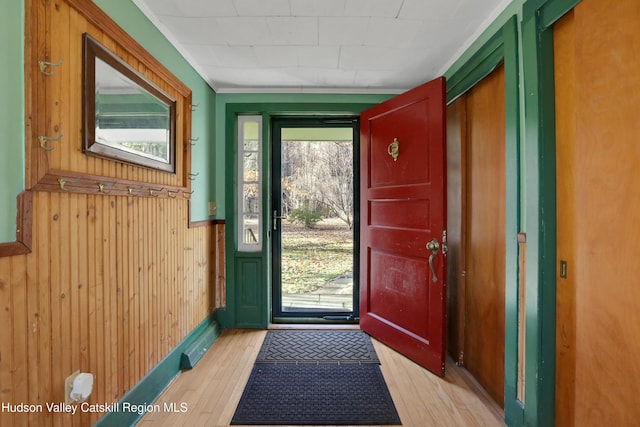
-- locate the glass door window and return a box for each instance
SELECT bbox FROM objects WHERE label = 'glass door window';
[272,119,359,321]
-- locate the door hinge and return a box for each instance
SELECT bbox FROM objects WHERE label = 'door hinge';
[442,229,448,255]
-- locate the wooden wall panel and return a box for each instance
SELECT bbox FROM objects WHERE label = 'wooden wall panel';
[463,65,506,406]
[0,192,222,427]
[554,0,640,425]
[0,1,225,425]
[27,0,193,197]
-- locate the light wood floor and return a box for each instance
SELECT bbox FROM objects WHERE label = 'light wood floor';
[138,328,504,427]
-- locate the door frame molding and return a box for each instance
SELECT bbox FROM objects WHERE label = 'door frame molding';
[520,1,581,426]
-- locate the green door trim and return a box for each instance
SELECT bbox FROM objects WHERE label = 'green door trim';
[219,102,382,329]
[520,0,581,426]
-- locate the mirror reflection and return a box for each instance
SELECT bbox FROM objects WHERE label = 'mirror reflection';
[83,33,176,172]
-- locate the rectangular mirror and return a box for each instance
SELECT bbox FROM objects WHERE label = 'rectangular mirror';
[83,33,176,173]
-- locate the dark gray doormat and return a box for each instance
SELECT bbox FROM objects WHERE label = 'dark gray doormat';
[255,330,380,365]
[230,364,402,425]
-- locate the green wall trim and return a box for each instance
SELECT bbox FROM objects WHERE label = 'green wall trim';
[540,0,582,28]
[523,0,582,29]
[519,0,581,425]
[446,29,505,104]
[501,15,526,427]
[93,313,220,427]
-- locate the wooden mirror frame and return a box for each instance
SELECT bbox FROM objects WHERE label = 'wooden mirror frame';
[82,33,177,173]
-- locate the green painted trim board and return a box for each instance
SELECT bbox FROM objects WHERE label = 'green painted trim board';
[93,313,220,427]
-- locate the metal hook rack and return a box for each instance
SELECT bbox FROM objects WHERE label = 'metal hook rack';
[149,187,164,197]
[127,185,142,195]
[57,177,79,191]
[97,183,112,194]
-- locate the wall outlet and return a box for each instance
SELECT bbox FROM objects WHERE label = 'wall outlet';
[208,202,217,216]
[65,370,80,404]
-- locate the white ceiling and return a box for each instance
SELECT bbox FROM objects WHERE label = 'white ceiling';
[133,0,510,93]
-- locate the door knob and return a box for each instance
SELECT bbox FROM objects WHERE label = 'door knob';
[426,238,440,283]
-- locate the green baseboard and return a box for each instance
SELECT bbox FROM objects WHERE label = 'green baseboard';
[181,319,221,370]
[94,313,221,427]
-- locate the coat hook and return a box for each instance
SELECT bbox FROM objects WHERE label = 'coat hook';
[189,137,199,146]
[149,187,164,197]
[97,183,112,194]
[58,177,79,191]
[182,190,194,199]
[127,185,142,195]
[188,172,199,181]
[38,59,64,76]
[167,190,178,198]
[191,103,200,111]
[38,134,63,151]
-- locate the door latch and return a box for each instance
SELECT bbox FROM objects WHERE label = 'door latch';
[273,209,287,230]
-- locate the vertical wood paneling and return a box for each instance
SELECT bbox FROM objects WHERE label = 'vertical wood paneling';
[25,224,39,427]
[0,257,14,426]
[36,193,52,423]
[30,0,190,192]
[54,2,71,173]
[1,1,224,425]
[0,193,222,427]
[49,193,61,418]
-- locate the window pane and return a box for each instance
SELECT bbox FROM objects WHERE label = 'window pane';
[243,214,260,245]
[238,115,262,251]
[243,184,259,214]
[244,139,259,151]
[243,152,258,175]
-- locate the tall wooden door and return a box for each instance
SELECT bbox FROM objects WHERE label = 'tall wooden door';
[463,65,506,405]
[554,1,640,425]
[360,76,447,376]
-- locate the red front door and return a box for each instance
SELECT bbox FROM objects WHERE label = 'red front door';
[360,76,447,376]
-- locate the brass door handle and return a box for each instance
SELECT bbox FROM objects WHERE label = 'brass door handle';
[426,238,440,283]
[387,138,399,161]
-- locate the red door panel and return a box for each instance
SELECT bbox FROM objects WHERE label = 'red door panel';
[360,76,447,376]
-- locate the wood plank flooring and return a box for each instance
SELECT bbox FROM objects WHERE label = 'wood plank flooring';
[138,329,504,427]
